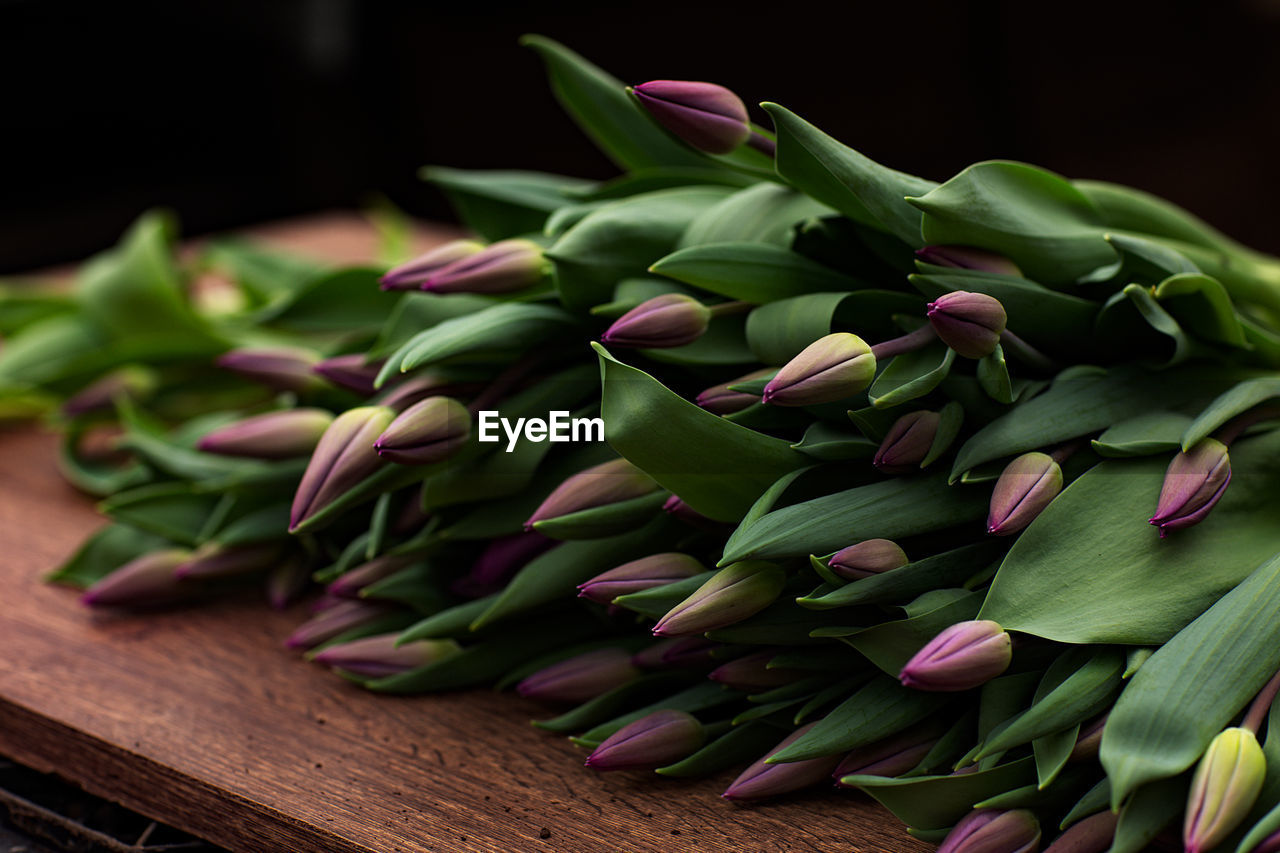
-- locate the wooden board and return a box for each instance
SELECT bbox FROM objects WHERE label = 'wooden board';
[0,215,928,853]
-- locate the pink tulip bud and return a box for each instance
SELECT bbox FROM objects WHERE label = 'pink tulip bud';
[874,410,941,473]
[80,549,192,608]
[762,333,876,407]
[828,539,909,581]
[601,293,711,348]
[312,633,459,678]
[1149,438,1231,537]
[379,239,485,291]
[585,709,705,770]
[578,553,706,605]
[987,452,1063,536]
[938,810,1041,853]
[313,354,384,396]
[899,620,1012,692]
[915,246,1023,277]
[695,368,774,415]
[928,292,1007,359]
[422,239,545,294]
[631,80,752,154]
[652,562,785,637]
[709,651,806,692]
[722,724,841,801]
[373,396,471,466]
[524,458,659,532]
[197,409,335,460]
[216,346,323,393]
[290,406,395,532]
[517,648,641,704]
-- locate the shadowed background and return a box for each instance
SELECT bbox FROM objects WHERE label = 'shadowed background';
[3,0,1278,271]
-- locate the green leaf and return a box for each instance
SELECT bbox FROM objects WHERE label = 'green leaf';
[923,401,965,468]
[423,166,593,241]
[257,267,396,333]
[868,343,956,409]
[1155,272,1249,348]
[845,758,1036,831]
[1119,282,1198,365]
[656,722,782,778]
[651,242,858,303]
[1060,778,1110,829]
[639,313,756,366]
[533,492,667,540]
[399,596,499,642]
[46,523,173,588]
[367,292,495,361]
[202,238,327,303]
[799,541,1004,609]
[570,167,756,201]
[1076,180,1243,255]
[1032,726,1078,790]
[745,290,925,365]
[612,570,716,618]
[99,483,223,547]
[1100,549,1280,805]
[678,182,834,248]
[1182,376,1280,450]
[1109,776,1188,853]
[1092,411,1193,457]
[841,591,983,677]
[977,344,1013,403]
[790,422,877,462]
[763,103,935,244]
[572,682,739,748]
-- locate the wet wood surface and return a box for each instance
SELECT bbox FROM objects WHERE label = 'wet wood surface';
[0,214,928,853]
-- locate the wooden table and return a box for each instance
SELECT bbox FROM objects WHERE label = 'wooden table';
[0,214,927,853]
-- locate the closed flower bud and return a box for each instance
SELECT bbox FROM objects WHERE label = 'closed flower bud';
[517,648,641,704]
[828,539,909,581]
[379,239,485,291]
[197,409,335,460]
[456,532,556,597]
[723,724,841,801]
[708,651,806,692]
[80,549,193,608]
[899,620,1012,691]
[833,727,941,785]
[327,553,418,599]
[916,246,1023,277]
[928,292,1007,359]
[524,458,659,532]
[174,542,281,580]
[216,346,323,393]
[652,561,785,637]
[762,333,876,407]
[585,709,705,771]
[284,599,395,650]
[290,406,396,532]
[987,452,1063,536]
[1149,438,1231,538]
[1043,810,1117,853]
[373,396,471,466]
[631,80,752,155]
[62,367,155,417]
[600,293,711,349]
[939,810,1041,853]
[874,410,941,473]
[313,354,384,396]
[311,633,460,678]
[1184,727,1266,853]
[578,553,706,605]
[695,368,774,415]
[422,238,545,294]
[631,637,722,670]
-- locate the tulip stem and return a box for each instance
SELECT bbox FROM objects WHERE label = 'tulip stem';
[746,132,776,158]
[708,300,754,318]
[999,330,1057,372]
[871,325,938,361]
[1242,668,1280,734]
[1216,404,1280,446]
[1048,439,1085,465]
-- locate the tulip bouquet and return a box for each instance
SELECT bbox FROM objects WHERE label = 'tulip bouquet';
[3,35,1280,853]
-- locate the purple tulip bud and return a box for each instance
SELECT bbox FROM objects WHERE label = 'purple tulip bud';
[661,495,729,530]
[313,354,385,396]
[584,709,705,771]
[631,80,752,155]
[1149,438,1231,538]
[1044,811,1118,853]
[833,726,942,784]
[290,406,395,532]
[266,557,311,610]
[327,553,418,599]
[709,651,806,692]
[1069,715,1107,762]
[695,368,774,415]
[828,539,909,581]
[422,238,545,294]
[524,458,659,532]
[632,637,722,670]
[600,294,712,349]
[216,347,323,393]
[284,599,395,650]
[915,246,1023,277]
[517,648,641,704]
[874,410,941,473]
[722,724,842,801]
[899,620,1013,692]
[174,542,282,580]
[578,553,706,605]
[80,549,192,608]
[938,810,1041,853]
[379,239,485,291]
[312,633,459,678]
[761,333,876,407]
[652,561,785,637]
[456,532,556,597]
[987,452,1063,536]
[197,409,335,460]
[62,367,154,417]
[927,292,1008,359]
[373,396,470,466]
[1184,727,1266,853]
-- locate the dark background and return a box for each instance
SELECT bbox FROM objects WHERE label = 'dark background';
[3,0,1279,272]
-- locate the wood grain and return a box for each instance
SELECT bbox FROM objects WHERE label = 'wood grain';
[0,215,930,853]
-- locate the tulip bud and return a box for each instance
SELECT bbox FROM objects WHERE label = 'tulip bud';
[828,539,909,581]
[1044,810,1117,853]
[708,651,806,692]
[197,409,335,460]
[80,549,192,608]
[631,80,752,154]
[266,557,311,610]
[578,553,706,605]
[311,633,459,678]
[422,239,545,294]
[1149,438,1231,538]
[327,553,418,599]
[938,810,1041,853]
[987,452,1063,536]
[695,368,773,415]
[284,599,395,650]
[928,292,1008,359]
[652,561,785,637]
[1184,727,1266,853]
[722,724,841,801]
[1069,715,1107,763]
[899,620,1013,691]
[216,347,323,393]
[600,293,712,348]
[455,532,556,597]
[916,246,1023,277]
[631,637,721,670]
[833,727,941,785]
[290,406,395,532]
[874,410,941,473]
[373,396,471,466]
[174,542,281,580]
[375,371,479,413]
[524,458,659,532]
[313,354,384,396]
[62,367,155,417]
[761,333,876,407]
[584,709,705,771]
[379,239,485,291]
[517,648,641,704]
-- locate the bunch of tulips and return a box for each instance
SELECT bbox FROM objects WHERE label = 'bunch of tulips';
[3,36,1280,853]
